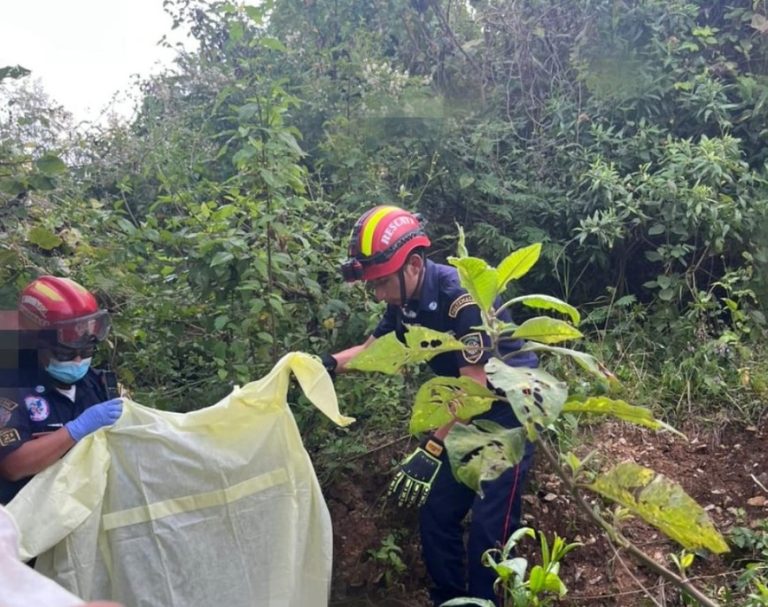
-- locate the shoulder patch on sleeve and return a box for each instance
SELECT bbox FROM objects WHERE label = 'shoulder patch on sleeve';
[0,398,17,412]
[460,332,484,364]
[0,428,20,447]
[448,293,476,318]
[0,399,17,427]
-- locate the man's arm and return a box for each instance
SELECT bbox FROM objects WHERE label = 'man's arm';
[0,429,75,481]
[459,363,487,387]
[329,335,377,373]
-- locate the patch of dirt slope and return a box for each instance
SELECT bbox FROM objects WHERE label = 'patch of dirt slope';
[326,418,768,606]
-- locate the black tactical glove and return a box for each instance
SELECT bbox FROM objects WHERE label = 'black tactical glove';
[320,353,338,381]
[388,435,444,508]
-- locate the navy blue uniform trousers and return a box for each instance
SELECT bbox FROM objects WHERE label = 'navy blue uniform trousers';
[419,404,533,606]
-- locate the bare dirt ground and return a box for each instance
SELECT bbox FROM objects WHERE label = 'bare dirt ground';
[325,415,768,606]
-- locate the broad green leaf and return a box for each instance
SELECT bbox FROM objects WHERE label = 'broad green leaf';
[491,557,528,582]
[232,147,256,166]
[564,452,582,475]
[0,178,25,196]
[659,288,675,301]
[681,552,695,569]
[446,420,527,495]
[277,131,305,157]
[237,102,260,122]
[27,226,63,250]
[588,462,730,554]
[346,327,464,375]
[35,153,67,175]
[459,174,475,189]
[403,326,465,359]
[243,5,266,23]
[563,397,684,436]
[528,565,544,593]
[542,570,567,595]
[507,294,581,325]
[447,256,498,313]
[229,21,245,42]
[497,243,542,292]
[210,251,234,267]
[485,360,568,437]
[410,376,497,434]
[260,36,288,52]
[509,317,583,344]
[28,174,56,191]
[516,342,618,384]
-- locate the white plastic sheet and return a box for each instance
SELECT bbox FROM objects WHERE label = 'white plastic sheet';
[0,505,85,607]
[7,352,353,607]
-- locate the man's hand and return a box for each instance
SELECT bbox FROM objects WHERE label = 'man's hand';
[65,398,123,442]
[388,436,444,508]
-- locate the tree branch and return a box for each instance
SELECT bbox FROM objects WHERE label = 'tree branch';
[535,436,721,607]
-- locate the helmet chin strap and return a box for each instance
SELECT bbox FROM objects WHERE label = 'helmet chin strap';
[399,255,426,319]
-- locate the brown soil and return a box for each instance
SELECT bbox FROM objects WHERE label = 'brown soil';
[325,416,768,606]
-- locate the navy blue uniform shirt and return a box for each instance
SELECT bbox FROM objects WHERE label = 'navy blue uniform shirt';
[0,368,110,504]
[372,259,538,376]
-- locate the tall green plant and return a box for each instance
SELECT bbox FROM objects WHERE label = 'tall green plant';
[347,234,728,606]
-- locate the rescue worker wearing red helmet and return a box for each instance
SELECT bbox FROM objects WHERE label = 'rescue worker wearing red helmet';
[322,205,537,606]
[0,276,122,505]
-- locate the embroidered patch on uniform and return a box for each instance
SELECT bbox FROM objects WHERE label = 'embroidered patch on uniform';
[0,399,16,427]
[0,397,17,412]
[24,395,50,422]
[460,332,484,364]
[0,428,20,447]
[448,294,476,318]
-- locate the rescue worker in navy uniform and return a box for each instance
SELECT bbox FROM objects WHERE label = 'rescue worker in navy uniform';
[322,206,537,606]
[0,276,123,505]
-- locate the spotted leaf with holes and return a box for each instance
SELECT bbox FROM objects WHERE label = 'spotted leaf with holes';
[410,376,498,434]
[589,461,730,554]
[485,359,568,439]
[346,326,464,374]
[445,419,527,496]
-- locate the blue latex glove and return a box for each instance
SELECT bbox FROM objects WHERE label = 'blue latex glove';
[65,398,123,442]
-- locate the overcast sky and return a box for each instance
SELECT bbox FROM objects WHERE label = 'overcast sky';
[0,0,190,123]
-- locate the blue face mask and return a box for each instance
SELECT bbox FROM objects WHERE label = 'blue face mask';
[46,358,92,385]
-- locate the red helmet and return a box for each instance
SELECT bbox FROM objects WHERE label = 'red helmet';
[341,205,431,282]
[18,276,110,349]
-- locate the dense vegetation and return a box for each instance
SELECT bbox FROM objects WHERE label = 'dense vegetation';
[2,1,768,602]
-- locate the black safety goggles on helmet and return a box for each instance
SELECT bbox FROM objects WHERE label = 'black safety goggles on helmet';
[49,344,98,362]
[340,258,365,282]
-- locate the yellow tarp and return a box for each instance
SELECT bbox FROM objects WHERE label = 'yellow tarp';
[7,352,354,607]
